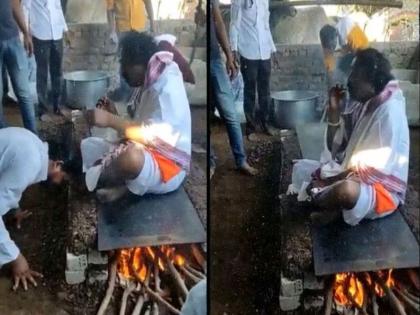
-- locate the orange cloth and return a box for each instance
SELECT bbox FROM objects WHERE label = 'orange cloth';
[150,151,181,183]
[373,182,397,214]
[346,25,369,51]
[324,53,336,73]
[106,0,147,32]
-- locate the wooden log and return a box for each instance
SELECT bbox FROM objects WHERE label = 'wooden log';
[131,292,145,315]
[324,277,334,315]
[97,257,118,315]
[370,272,407,315]
[151,302,159,315]
[157,249,189,299]
[120,281,136,315]
[190,244,206,274]
[393,288,420,312]
[185,265,206,279]
[180,265,202,284]
[144,285,181,315]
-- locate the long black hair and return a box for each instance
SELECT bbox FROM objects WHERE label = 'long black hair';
[354,48,394,94]
[120,31,158,67]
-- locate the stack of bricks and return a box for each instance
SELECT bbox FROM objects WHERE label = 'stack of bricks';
[63,23,119,89]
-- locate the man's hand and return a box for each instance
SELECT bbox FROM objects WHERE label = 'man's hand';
[11,254,43,291]
[96,97,118,115]
[271,53,280,69]
[63,32,71,47]
[328,84,346,122]
[232,51,240,66]
[226,55,238,80]
[85,108,112,128]
[14,209,32,230]
[23,34,34,57]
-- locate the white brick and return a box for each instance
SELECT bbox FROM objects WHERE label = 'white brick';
[281,277,303,297]
[65,269,86,285]
[279,295,301,311]
[66,252,88,271]
[88,249,108,265]
[88,270,108,284]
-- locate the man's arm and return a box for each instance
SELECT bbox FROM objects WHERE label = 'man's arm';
[213,1,237,78]
[11,0,33,56]
[229,0,241,60]
[143,0,155,33]
[106,0,118,44]
[0,216,20,267]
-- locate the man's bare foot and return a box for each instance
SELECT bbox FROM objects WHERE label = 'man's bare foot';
[237,162,258,176]
[247,133,259,142]
[96,186,128,203]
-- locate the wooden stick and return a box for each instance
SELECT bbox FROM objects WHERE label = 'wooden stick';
[190,244,206,274]
[97,258,118,315]
[144,285,181,315]
[407,269,420,291]
[324,277,334,315]
[372,292,379,315]
[131,292,145,315]
[185,264,205,279]
[393,288,420,312]
[154,256,164,295]
[370,272,407,315]
[151,302,159,315]
[158,249,188,299]
[120,281,136,315]
[180,265,202,284]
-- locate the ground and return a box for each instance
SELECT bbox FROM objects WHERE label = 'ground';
[210,120,283,315]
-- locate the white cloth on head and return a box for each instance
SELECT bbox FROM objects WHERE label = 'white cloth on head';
[22,0,68,40]
[230,0,276,60]
[0,127,49,266]
[81,61,191,194]
[335,15,356,48]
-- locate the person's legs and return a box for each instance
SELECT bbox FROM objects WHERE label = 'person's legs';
[4,37,37,133]
[2,65,8,98]
[33,37,50,116]
[312,179,361,211]
[257,58,272,131]
[0,42,5,127]
[240,56,259,136]
[210,58,246,168]
[49,39,63,112]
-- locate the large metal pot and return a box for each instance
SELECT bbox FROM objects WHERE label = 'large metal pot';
[270,90,319,129]
[64,70,111,109]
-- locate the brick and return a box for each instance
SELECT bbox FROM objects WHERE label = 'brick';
[66,252,88,271]
[279,295,301,311]
[281,277,303,297]
[65,269,86,285]
[88,249,108,265]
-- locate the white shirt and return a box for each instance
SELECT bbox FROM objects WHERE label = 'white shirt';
[22,0,68,40]
[230,0,276,60]
[0,127,49,267]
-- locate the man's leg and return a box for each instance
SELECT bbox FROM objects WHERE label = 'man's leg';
[240,56,259,136]
[50,39,64,113]
[210,58,257,175]
[257,58,272,132]
[33,37,50,116]
[312,179,360,211]
[5,38,37,133]
[0,44,5,127]
[2,65,8,98]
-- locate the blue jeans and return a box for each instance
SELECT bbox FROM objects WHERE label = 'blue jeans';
[0,37,37,134]
[210,57,246,167]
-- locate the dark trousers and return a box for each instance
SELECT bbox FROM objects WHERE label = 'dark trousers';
[1,66,8,96]
[33,36,63,113]
[240,56,271,134]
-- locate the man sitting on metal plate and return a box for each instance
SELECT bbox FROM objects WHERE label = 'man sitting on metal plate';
[82,32,191,203]
[290,48,409,226]
[0,127,70,291]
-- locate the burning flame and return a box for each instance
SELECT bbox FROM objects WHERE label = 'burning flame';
[117,246,187,281]
[125,123,180,147]
[333,270,395,307]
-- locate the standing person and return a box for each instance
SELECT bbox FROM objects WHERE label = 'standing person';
[210,0,257,176]
[106,0,155,101]
[0,0,37,134]
[23,0,67,117]
[230,0,277,140]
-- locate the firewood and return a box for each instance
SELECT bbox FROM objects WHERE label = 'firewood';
[370,272,407,315]
[180,265,202,284]
[120,281,136,315]
[407,269,420,291]
[131,292,145,315]
[185,264,205,279]
[371,292,379,315]
[157,249,188,299]
[97,257,118,315]
[393,287,420,313]
[151,302,159,315]
[344,275,368,315]
[154,256,164,295]
[324,277,334,315]
[190,244,206,273]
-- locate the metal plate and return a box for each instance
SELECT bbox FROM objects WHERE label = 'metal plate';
[98,187,206,251]
[295,122,326,160]
[312,211,420,276]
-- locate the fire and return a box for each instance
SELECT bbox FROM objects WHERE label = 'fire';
[333,270,395,307]
[125,123,180,147]
[117,246,187,281]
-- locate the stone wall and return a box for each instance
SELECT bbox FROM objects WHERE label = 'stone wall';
[271,41,419,106]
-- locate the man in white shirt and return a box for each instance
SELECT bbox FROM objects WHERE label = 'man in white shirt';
[0,127,69,290]
[22,0,67,116]
[230,0,276,140]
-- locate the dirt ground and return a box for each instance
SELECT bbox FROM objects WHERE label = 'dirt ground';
[210,121,283,315]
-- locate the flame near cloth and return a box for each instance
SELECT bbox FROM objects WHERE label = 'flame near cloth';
[125,123,180,147]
